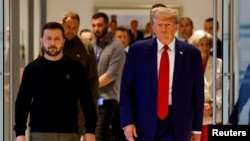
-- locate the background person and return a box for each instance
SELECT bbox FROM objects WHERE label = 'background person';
[188,29,222,141]
[79,28,93,43]
[60,11,99,137]
[143,22,153,38]
[91,12,126,141]
[114,26,131,55]
[112,26,131,140]
[179,17,194,42]
[203,17,222,59]
[128,19,144,45]
[109,19,118,36]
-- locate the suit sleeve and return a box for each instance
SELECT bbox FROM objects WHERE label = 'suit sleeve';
[120,44,136,128]
[192,49,205,131]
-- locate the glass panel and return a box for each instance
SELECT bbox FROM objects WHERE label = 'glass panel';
[222,0,231,124]
[3,0,26,140]
[3,0,10,140]
[223,0,250,125]
[0,0,4,140]
[235,0,250,125]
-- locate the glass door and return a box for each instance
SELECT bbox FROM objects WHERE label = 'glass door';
[233,0,250,124]
[3,0,10,140]
[3,0,24,140]
[222,0,250,125]
[0,0,4,139]
[3,0,41,140]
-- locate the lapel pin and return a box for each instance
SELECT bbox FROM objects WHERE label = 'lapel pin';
[76,54,80,58]
[180,51,183,55]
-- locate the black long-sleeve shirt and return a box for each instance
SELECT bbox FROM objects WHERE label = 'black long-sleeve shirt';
[14,55,97,136]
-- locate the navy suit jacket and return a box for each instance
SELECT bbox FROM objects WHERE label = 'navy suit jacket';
[229,64,250,125]
[120,37,204,141]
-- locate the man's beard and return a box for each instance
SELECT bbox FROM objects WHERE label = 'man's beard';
[94,28,108,39]
[42,46,62,56]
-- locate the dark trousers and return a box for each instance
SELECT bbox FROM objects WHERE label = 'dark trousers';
[154,106,176,141]
[95,100,118,141]
[111,103,126,141]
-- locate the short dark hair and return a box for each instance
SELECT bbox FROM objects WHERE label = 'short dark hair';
[115,26,129,33]
[110,19,117,24]
[151,3,167,9]
[114,26,130,41]
[42,22,64,38]
[205,17,219,27]
[180,17,194,27]
[92,12,109,24]
[150,4,167,23]
[79,28,91,35]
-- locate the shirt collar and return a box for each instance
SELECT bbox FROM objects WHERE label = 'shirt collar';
[64,35,78,46]
[157,38,176,52]
[96,32,113,48]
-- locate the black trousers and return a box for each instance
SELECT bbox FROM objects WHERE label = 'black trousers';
[95,99,118,141]
[111,103,126,141]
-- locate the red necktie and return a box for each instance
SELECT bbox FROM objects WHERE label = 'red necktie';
[157,45,169,120]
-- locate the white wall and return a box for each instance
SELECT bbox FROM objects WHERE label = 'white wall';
[46,0,222,39]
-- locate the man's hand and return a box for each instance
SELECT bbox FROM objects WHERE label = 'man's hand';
[190,133,201,141]
[123,124,137,141]
[16,135,26,141]
[81,133,95,141]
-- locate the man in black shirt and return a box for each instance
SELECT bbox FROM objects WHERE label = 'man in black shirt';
[60,11,99,137]
[14,22,97,141]
[204,17,223,59]
[61,11,99,104]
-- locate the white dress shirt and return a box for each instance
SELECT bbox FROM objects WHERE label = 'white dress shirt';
[157,38,175,105]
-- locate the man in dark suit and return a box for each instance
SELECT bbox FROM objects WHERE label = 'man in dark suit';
[128,19,144,45]
[204,17,223,59]
[120,7,204,141]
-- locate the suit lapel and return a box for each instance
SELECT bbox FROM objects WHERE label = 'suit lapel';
[172,39,185,88]
[146,39,158,96]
